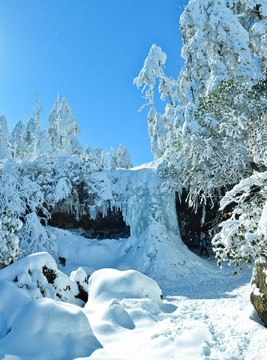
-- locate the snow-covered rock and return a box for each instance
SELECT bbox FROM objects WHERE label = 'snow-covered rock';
[0,298,101,360]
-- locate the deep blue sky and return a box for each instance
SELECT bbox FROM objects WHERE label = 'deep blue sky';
[0,1,185,166]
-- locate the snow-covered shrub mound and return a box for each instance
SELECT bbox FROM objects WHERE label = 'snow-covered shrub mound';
[85,269,163,335]
[84,268,177,355]
[0,298,102,360]
[0,252,87,310]
[87,268,163,306]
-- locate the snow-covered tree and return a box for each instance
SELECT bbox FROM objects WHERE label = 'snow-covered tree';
[109,146,118,170]
[109,145,132,170]
[0,158,57,258]
[19,212,58,258]
[22,94,42,154]
[11,120,25,157]
[46,93,61,152]
[90,146,109,171]
[0,115,12,159]
[31,125,53,158]
[212,171,267,270]
[178,0,256,102]
[46,95,83,157]
[26,93,42,124]
[0,207,22,269]
[135,0,267,208]
[22,117,39,153]
[134,44,176,158]
[56,97,83,156]
[117,144,133,169]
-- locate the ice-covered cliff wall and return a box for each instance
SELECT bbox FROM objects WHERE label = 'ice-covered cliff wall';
[87,164,180,239]
[52,161,214,291]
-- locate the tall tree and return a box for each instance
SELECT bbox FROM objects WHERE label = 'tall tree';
[117,144,133,169]
[11,120,25,157]
[0,115,12,160]
[109,146,118,170]
[135,0,267,207]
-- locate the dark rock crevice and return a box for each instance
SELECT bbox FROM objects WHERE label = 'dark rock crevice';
[49,207,130,240]
[175,190,222,241]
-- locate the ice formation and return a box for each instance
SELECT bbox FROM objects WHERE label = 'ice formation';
[54,160,213,293]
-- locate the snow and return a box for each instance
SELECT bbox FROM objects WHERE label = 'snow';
[0,298,101,360]
[0,233,265,359]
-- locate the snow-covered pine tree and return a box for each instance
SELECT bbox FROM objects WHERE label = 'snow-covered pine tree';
[0,115,12,160]
[57,97,83,156]
[26,93,42,124]
[90,146,109,171]
[22,94,42,155]
[47,93,61,152]
[31,125,53,158]
[10,120,25,158]
[117,144,133,169]
[109,146,118,170]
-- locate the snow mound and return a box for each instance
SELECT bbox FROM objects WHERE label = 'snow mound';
[85,269,175,339]
[87,268,163,306]
[0,252,83,306]
[0,298,102,360]
[0,252,92,341]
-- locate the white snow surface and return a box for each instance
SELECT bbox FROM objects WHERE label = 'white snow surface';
[0,244,265,359]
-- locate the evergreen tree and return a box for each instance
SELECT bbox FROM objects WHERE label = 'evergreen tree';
[11,120,25,157]
[31,125,53,157]
[47,93,61,152]
[109,146,118,170]
[117,144,133,169]
[0,115,12,159]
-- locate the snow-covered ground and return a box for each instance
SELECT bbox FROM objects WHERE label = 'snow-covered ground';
[0,230,265,360]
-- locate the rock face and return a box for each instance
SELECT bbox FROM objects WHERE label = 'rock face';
[176,190,222,240]
[49,207,130,239]
[250,263,267,326]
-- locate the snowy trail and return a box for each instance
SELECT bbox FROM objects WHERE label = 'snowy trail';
[81,261,266,360]
[157,262,266,360]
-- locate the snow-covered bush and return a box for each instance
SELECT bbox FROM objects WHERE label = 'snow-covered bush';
[0,252,87,305]
[0,208,22,269]
[212,172,267,272]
